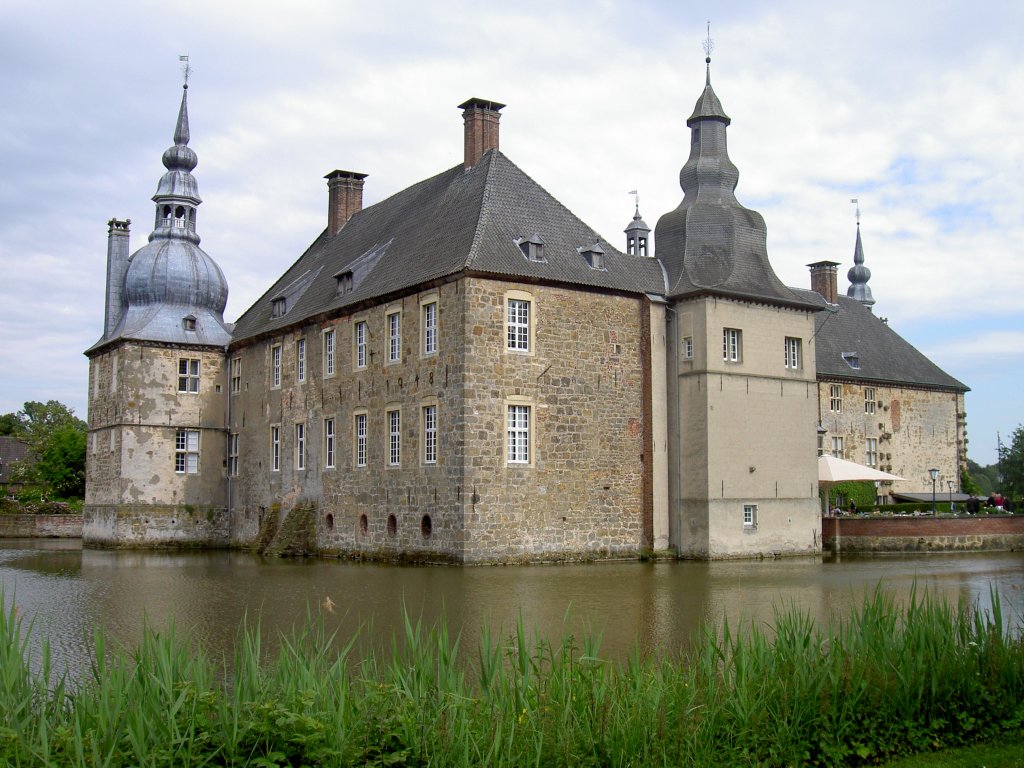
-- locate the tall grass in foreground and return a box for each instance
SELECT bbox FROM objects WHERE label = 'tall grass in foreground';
[1,586,1022,767]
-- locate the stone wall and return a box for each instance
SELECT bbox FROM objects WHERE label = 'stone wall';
[818,381,963,501]
[822,515,1024,553]
[0,515,83,538]
[228,276,653,563]
[84,504,228,548]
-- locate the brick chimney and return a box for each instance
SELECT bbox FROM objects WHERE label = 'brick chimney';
[459,98,505,169]
[808,261,840,304]
[104,218,131,336]
[325,170,368,236]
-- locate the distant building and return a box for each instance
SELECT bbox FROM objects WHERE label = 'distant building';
[84,61,967,560]
[0,436,34,495]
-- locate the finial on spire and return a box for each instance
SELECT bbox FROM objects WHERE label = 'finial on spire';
[703,21,714,84]
[850,197,861,226]
[628,189,640,213]
[179,54,191,88]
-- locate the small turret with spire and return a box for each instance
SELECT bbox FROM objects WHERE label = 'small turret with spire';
[625,191,651,257]
[846,199,875,310]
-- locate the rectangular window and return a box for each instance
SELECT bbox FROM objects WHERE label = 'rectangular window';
[324,418,336,469]
[355,321,367,369]
[388,312,401,363]
[743,504,758,529]
[178,358,200,393]
[228,433,239,477]
[174,429,199,474]
[271,345,282,388]
[323,330,336,377]
[817,431,825,457]
[422,302,437,355]
[831,436,844,459]
[507,299,530,351]
[784,337,801,369]
[722,329,742,362]
[422,405,437,464]
[271,426,281,472]
[296,339,306,382]
[866,437,878,467]
[295,423,305,470]
[829,384,843,413]
[388,409,401,466]
[230,357,241,394]
[864,387,876,414]
[355,413,367,467]
[682,336,693,360]
[507,404,530,464]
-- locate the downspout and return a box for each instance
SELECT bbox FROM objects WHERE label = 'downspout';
[664,304,682,555]
[225,348,233,545]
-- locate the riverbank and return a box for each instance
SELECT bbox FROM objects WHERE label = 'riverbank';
[0,513,82,538]
[2,586,1022,767]
[822,514,1024,553]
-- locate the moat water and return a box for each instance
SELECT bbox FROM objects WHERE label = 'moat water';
[2,539,1023,678]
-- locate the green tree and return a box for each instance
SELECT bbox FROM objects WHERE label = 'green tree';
[998,425,1024,501]
[5,400,87,499]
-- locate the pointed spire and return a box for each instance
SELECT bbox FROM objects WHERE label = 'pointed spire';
[846,219,875,309]
[152,78,202,245]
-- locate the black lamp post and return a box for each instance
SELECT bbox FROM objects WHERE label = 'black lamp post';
[947,480,955,513]
[929,468,939,515]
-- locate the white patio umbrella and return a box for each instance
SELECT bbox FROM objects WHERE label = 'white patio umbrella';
[818,455,906,513]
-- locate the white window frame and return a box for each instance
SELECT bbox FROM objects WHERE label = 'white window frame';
[295,423,306,471]
[864,387,876,415]
[387,310,402,364]
[422,404,437,464]
[271,425,281,472]
[271,345,282,388]
[507,298,530,351]
[830,384,843,413]
[422,300,438,356]
[323,329,336,377]
[354,412,367,468]
[722,328,742,362]
[831,435,844,459]
[784,337,801,369]
[507,404,531,464]
[355,321,368,369]
[682,336,693,360]
[324,417,335,469]
[178,358,200,393]
[388,408,401,466]
[743,504,758,529]
[296,338,306,383]
[230,357,241,394]
[228,433,239,477]
[866,437,878,468]
[175,429,200,474]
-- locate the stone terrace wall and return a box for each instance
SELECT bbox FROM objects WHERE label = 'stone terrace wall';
[0,515,83,538]
[822,515,1024,553]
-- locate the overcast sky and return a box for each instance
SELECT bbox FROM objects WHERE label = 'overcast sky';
[1,0,1021,465]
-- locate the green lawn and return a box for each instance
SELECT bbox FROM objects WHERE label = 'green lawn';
[885,736,1024,767]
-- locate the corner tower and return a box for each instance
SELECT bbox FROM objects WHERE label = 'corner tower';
[656,51,822,558]
[84,78,231,548]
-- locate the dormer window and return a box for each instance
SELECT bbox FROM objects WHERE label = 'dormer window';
[335,270,354,295]
[842,352,860,369]
[579,242,605,270]
[517,233,546,263]
[271,297,287,318]
[182,315,197,332]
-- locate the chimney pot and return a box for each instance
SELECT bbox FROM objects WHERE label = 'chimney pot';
[325,170,368,236]
[459,97,505,169]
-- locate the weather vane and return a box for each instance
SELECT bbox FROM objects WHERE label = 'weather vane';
[179,54,191,86]
[628,189,640,209]
[703,21,714,62]
[850,198,861,225]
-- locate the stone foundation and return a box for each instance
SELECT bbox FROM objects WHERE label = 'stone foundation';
[83,505,228,548]
[0,514,83,538]
[822,515,1024,553]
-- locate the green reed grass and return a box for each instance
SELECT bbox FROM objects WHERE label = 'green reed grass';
[1,585,1022,767]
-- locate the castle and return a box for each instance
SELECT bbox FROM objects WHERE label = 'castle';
[83,62,967,561]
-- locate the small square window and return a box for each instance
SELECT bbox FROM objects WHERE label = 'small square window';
[743,504,757,529]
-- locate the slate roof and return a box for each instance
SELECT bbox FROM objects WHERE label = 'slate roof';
[0,436,32,484]
[793,290,968,392]
[231,150,667,344]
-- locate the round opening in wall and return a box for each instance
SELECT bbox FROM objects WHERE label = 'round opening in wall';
[387,514,397,538]
[421,514,432,539]
[359,514,368,535]
[325,513,334,530]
